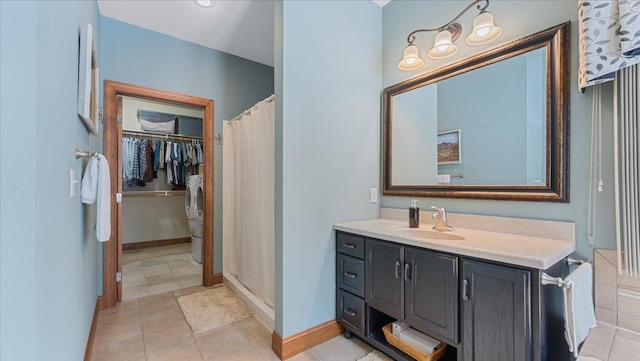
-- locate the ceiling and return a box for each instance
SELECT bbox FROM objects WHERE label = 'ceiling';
[98,0,390,67]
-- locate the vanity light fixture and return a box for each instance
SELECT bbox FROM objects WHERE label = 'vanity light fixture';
[194,0,216,8]
[398,0,502,70]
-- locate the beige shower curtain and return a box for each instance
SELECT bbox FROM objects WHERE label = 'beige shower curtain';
[222,96,275,308]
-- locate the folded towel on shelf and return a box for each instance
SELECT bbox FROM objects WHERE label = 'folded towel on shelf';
[81,154,111,242]
[563,263,597,357]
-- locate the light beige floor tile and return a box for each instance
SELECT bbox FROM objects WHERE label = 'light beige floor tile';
[233,317,271,347]
[168,259,197,270]
[123,261,143,271]
[195,324,248,360]
[204,347,261,361]
[94,318,143,347]
[287,351,321,361]
[123,273,147,287]
[608,331,640,361]
[178,274,203,288]
[126,356,147,361]
[97,305,141,328]
[139,298,179,317]
[148,281,182,295]
[118,299,141,309]
[146,272,177,286]
[308,335,372,361]
[250,340,281,361]
[142,311,187,333]
[142,257,174,267]
[138,291,175,306]
[579,324,616,360]
[173,285,207,298]
[142,308,187,334]
[172,266,201,277]
[91,334,145,361]
[146,335,203,361]
[123,285,151,301]
[143,264,172,277]
[143,321,194,355]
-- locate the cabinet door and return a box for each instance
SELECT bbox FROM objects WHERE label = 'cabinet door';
[405,247,458,345]
[462,260,531,361]
[366,239,404,320]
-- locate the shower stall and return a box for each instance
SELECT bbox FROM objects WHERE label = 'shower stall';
[222,95,275,330]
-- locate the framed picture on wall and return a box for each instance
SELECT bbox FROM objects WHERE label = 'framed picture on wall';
[78,23,99,135]
[437,129,461,164]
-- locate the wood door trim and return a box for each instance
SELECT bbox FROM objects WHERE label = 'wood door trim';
[103,80,215,308]
[271,320,343,360]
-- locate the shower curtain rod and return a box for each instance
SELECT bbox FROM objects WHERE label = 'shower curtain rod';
[228,95,274,123]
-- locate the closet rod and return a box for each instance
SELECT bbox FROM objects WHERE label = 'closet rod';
[122,190,185,197]
[122,129,202,141]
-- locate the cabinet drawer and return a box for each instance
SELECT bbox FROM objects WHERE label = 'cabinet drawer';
[337,289,365,336]
[338,254,365,298]
[337,232,365,259]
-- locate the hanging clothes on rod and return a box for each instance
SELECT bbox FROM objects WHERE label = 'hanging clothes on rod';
[121,130,203,189]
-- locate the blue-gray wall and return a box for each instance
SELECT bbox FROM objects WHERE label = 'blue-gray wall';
[99,16,274,284]
[276,0,382,338]
[1,1,101,360]
[382,0,615,260]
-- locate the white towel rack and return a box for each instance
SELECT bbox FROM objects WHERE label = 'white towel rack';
[541,257,590,289]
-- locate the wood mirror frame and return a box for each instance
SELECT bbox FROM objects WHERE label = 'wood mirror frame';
[102,80,216,309]
[383,22,570,202]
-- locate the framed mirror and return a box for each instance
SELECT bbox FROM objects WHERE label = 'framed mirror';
[383,22,570,202]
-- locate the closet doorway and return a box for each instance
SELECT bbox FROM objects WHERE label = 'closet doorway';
[103,80,216,309]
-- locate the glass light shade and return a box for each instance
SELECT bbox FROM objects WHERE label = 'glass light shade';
[194,0,216,8]
[428,30,458,59]
[398,43,424,70]
[466,11,502,45]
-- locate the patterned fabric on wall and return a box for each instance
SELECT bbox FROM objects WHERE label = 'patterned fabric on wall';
[578,0,640,91]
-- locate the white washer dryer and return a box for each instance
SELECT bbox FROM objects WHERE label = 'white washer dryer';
[185,174,203,264]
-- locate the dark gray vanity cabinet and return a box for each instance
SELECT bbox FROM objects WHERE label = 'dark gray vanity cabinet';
[365,239,459,345]
[365,239,404,320]
[461,259,531,361]
[336,232,366,336]
[405,247,458,345]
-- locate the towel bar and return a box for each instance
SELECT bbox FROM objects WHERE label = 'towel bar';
[75,148,99,159]
[567,258,589,266]
[541,272,572,288]
[542,257,590,288]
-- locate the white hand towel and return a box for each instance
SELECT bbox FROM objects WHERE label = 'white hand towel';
[563,263,597,357]
[81,156,98,204]
[80,154,111,242]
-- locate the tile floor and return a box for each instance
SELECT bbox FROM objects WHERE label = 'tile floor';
[122,244,202,300]
[578,322,640,361]
[91,285,373,361]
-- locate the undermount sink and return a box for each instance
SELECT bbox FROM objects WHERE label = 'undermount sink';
[391,227,465,241]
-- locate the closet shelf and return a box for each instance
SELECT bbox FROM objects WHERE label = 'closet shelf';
[122,129,202,141]
[122,190,185,197]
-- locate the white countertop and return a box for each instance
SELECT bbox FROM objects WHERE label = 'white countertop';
[334,218,575,270]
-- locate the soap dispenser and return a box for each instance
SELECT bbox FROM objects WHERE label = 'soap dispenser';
[409,199,419,228]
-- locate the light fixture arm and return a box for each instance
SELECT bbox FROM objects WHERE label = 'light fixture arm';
[405,0,489,43]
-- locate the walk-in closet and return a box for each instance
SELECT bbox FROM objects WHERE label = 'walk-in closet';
[120,95,205,300]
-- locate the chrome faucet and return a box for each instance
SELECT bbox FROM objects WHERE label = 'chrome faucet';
[431,206,455,232]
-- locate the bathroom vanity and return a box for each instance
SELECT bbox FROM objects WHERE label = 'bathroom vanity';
[334,211,576,361]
